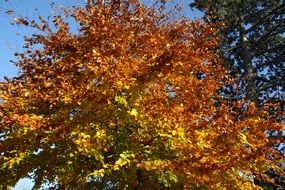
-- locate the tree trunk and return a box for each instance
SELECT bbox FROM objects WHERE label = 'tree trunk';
[238,13,259,106]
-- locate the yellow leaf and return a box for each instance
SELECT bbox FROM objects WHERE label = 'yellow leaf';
[90,169,105,177]
[129,108,138,117]
[238,132,256,149]
[115,95,128,107]
[238,132,247,144]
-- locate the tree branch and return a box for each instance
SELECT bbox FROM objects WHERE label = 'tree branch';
[257,80,285,92]
[246,3,285,34]
[252,22,285,46]
[254,56,285,71]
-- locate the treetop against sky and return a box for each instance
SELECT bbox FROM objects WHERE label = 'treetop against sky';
[0,0,284,189]
[0,0,202,81]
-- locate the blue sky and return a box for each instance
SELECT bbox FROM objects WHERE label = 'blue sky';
[0,0,202,189]
[0,0,85,81]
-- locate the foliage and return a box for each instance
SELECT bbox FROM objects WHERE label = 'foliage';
[190,0,285,107]
[0,0,284,189]
[190,0,285,188]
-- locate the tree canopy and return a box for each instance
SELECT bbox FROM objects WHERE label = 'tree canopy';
[0,0,284,189]
[191,0,285,107]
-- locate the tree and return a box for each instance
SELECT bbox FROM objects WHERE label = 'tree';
[0,0,284,189]
[190,0,285,188]
[190,0,285,108]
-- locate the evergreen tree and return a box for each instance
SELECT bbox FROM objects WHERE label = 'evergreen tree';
[191,0,285,108]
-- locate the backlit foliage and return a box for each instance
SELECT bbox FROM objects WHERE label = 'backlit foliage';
[0,0,284,189]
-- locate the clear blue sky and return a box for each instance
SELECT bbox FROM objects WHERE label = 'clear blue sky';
[0,0,85,81]
[0,0,202,189]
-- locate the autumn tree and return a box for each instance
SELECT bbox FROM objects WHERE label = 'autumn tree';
[0,0,284,189]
